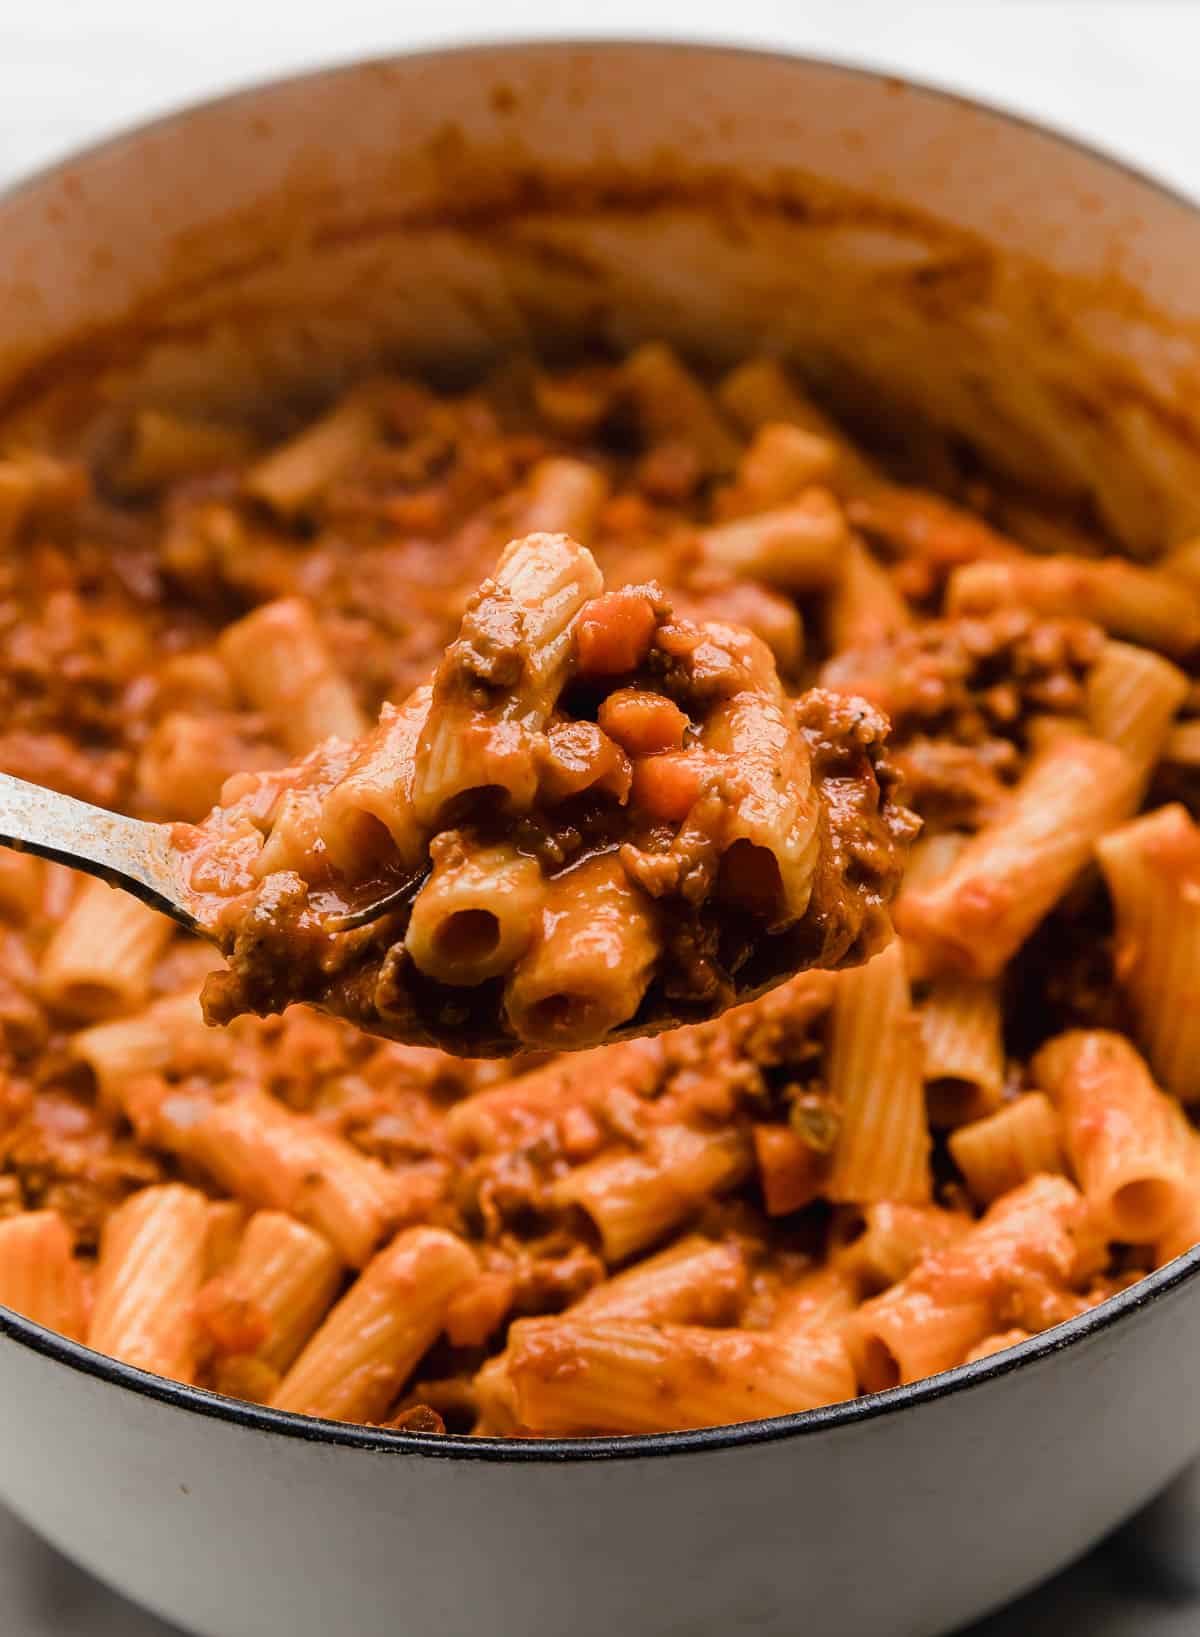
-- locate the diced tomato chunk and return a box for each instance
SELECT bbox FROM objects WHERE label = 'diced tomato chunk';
[598,689,689,756]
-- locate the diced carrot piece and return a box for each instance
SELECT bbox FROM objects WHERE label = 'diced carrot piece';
[754,1124,825,1216]
[631,751,709,822]
[575,590,659,676]
[598,689,689,756]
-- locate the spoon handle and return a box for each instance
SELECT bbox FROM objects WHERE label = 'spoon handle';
[0,772,198,931]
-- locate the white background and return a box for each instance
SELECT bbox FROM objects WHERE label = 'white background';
[1,2,1200,202]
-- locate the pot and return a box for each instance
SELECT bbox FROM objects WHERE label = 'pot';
[2,40,1200,1637]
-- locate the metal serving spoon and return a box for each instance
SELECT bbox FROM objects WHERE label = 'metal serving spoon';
[0,771,405,936]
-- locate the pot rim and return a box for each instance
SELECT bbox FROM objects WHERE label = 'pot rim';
[2,35,1198,1465]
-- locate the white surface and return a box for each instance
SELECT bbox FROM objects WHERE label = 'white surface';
[0,2,1199,202]
[2,4,1200,1635]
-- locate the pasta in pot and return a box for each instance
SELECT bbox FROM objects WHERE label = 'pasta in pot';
[179,531,915,1054]
[0,344,1198,1440]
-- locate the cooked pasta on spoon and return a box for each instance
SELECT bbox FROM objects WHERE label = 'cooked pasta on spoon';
[179,530,917,1053]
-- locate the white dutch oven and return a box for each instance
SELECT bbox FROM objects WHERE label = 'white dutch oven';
[2,42,1200,1637]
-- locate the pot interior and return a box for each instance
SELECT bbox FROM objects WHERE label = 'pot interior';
[3,42,1200,554]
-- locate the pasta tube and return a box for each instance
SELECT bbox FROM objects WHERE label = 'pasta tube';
[406,835,543,986]
[572,1235,747,1325]
[220,597,366,754]
[553,1125,752,1262]
[244,393,378,515]
[948,555,1200,657]
[826,539,911,653]
[623,343,741,474]
[203,1200,250,1277]
[118,409,251,493]
[697,494,849,591]
[947,1092,1065,1206]
[503,852,659,1049]
[518,457,608,542]
[716,358,880,491]
[701,656,821,925]
[411,532,603,823]
[0,1211,87,1340]
[919,975,1006,1128]
[72,986,231,1109]
[493,1317,855,1434]
[319,687,431,876]
[89,1184,209,1381]
[1085,639,1187,778]
[40,878,174,1021]
[723,422,838,514]
[272,1227,476,1422]
[964,1329,1032,1365]
[151,1087,413,1267]
[770,1266,859,1335]
[444,1040,661,1155]
[895,734,1141,979]
[826,941,932,1204]
[1034,1030,1192,1242]
[199,1211,342,1386]
[848,1175,1086,1391]
[1097,804,1200,1102]
[830,1202,969,1293]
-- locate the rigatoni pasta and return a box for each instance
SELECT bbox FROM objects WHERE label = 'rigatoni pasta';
[918,975,1006,1127]
[1097,805,1200,1102]
[825,941,931,1205]
[517,456,609,542]
[4,343,1200,1440]
[72,986,231,1110]
[1085,640,1188,774]
[847,1176,1088,1391]
[181,530,915,1053]
[1033,1031,1192,1242]
[697,494,849,590]
[552,1125,752,1262]
[948,554,1200,657]
[571,1235,747,1325]
[895,734,1141,979]
[88,1184,209,1381]
[272,1227,476,1422]
[482,1316,856,1435]
[947,1093,1065,1206]
[138,1085,415,1269]
[219,597,366,754]
[40,878,174,1021]
[197,1211,342,1399]
[0,1212,88,1340]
